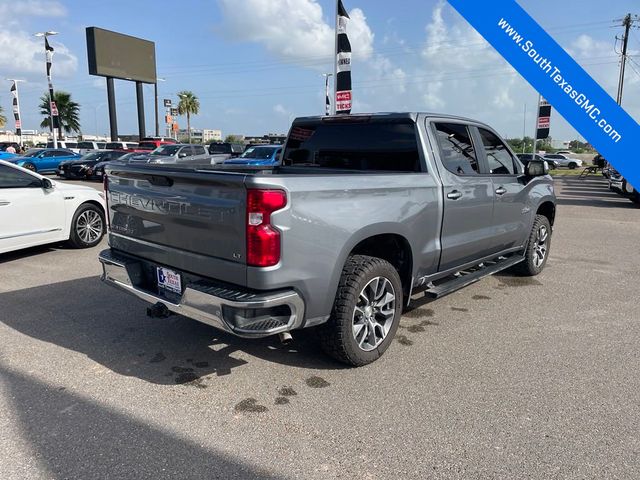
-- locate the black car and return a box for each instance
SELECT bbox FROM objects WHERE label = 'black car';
[87,152,145,180]
[517,153,558,170]
[57,150,127,179]
[208,142,244,157]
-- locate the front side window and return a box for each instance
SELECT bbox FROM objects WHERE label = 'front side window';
[478,128,517,175]
[433,123,479,175]
[0,164,41,188]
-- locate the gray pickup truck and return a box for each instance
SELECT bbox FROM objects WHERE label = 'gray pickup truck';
[99,113,555,366]
[128,143,211,166]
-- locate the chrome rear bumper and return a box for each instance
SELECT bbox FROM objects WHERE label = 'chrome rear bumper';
[98,249,305,338]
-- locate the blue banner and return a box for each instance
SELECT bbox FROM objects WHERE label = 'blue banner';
[447,0,639,188]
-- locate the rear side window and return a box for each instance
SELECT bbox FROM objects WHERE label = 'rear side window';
[193,145,206,155]
[478,128,517,175]
[283,121,421,172]
[433,123,479,175]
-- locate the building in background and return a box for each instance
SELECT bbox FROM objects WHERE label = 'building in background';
[177,128,222,143]
[244,133,287,145]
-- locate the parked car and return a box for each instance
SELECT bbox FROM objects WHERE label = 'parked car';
[99,112,555,366]
[77,141,107,155]
[137,137,177,151]
[0,151,17,160]
[86,152,142,181]
[127,144,210,166]
[517,153,558,170]
[57,150,128,179]
[224,144,283,166]
[208,142,244,164]
[0,160,106,254]
[0,142,20,152]
[7,148,81,173]
[543,153,583,169]
[46,141,79,153]
[105,141,138,151]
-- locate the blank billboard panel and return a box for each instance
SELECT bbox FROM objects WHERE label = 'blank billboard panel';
[86,27,156,84]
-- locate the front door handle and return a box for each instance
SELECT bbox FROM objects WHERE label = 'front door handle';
[447,190,463,200]
[495,187,507,196]
[0,200,10,206]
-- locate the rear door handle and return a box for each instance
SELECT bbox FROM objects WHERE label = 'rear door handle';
[447,190,463,200]
[0,200,10,206]
[495,187,507,196]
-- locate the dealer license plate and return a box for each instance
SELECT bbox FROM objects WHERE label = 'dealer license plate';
[157,267,182,293]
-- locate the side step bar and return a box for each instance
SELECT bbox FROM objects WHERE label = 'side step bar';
[424,255,524,299]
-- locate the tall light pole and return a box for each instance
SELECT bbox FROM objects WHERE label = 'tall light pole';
[34,30,58,148]
[6,78,25,148]
[322,73,333,115]
[154,77,165,137]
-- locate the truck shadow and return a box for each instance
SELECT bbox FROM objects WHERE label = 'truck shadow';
[0,277,341,385]
[1,362,285,480]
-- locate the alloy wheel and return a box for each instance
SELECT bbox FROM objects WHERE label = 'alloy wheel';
[352,276,397,351]
[533,224,548,268]
[76,210,103,244]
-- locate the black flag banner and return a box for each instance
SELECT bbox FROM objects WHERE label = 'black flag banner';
[10,81,21,136]
[45,36,59,129]
[536,98,551,140]
[335,0,352,114]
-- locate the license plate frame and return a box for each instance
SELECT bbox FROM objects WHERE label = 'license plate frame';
[156,266,182,294]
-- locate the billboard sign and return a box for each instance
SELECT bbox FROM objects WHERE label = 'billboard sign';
[86,27,157,84]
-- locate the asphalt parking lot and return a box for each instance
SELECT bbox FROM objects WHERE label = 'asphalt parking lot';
[1,175,638,479]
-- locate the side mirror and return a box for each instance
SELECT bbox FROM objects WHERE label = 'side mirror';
[526,160,549,177]
[42,178,54,189]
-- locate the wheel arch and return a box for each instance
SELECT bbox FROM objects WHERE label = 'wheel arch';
[536,200,556,226]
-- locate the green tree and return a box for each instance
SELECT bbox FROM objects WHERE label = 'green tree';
[39,91,81,139]
[0,105,6,128]
[224,134,244,143]
[177,91,200,143]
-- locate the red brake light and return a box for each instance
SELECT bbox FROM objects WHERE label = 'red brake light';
[246,189,287,267]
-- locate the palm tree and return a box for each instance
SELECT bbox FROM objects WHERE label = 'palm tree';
[177,91,200,143]
[39,91,81,139]
[0,105,6,129]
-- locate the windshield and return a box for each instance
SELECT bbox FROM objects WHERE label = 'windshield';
[23,149,42,157]
[80,152,104,161]
[240,146,279,159]
[152,145,181,156]
[138,142,157,150]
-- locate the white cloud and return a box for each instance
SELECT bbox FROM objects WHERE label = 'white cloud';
[0,0,66,18]
[273,103,289,115]
[217,0,374,64]
[0,1,76,78]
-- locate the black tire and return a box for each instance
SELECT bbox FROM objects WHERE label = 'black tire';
[568,162,577,170]
[67,203,105,248]
[512,214,551,276]
[23,162,36,172]
[318,255,403,367]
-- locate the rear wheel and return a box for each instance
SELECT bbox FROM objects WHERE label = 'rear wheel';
[512,215,551,276]
[318,255,402,367]
[68,203,105,248]
[568,162,577,170]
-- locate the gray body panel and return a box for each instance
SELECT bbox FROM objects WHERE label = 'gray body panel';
[103,112,556,330]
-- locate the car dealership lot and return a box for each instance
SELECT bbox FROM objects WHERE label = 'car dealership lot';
[1,176,638,479]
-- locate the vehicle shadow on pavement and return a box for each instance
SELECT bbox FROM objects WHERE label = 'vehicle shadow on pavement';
[0,277,342,385]
[0,362,285,480]
[555,177,637,209]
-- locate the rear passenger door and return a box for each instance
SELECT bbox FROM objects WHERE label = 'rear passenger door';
[431,122,496,272]
[474,127,529,252]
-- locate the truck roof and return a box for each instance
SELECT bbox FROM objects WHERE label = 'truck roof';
[292,112,482,124]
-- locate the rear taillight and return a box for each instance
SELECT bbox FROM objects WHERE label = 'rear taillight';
[246,189,287,267]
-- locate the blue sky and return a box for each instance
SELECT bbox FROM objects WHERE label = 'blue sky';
[1,0,638,141]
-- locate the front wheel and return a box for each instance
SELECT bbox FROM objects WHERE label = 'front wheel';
[23,162,36,172]
[512,214,551,276]
[318,255,403,367]
[568,162,577,170]
[68,203,105,248]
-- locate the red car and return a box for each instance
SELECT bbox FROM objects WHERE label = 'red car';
[137,137,177,151]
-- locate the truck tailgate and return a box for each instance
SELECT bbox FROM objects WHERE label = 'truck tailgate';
[105,166,248,286]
